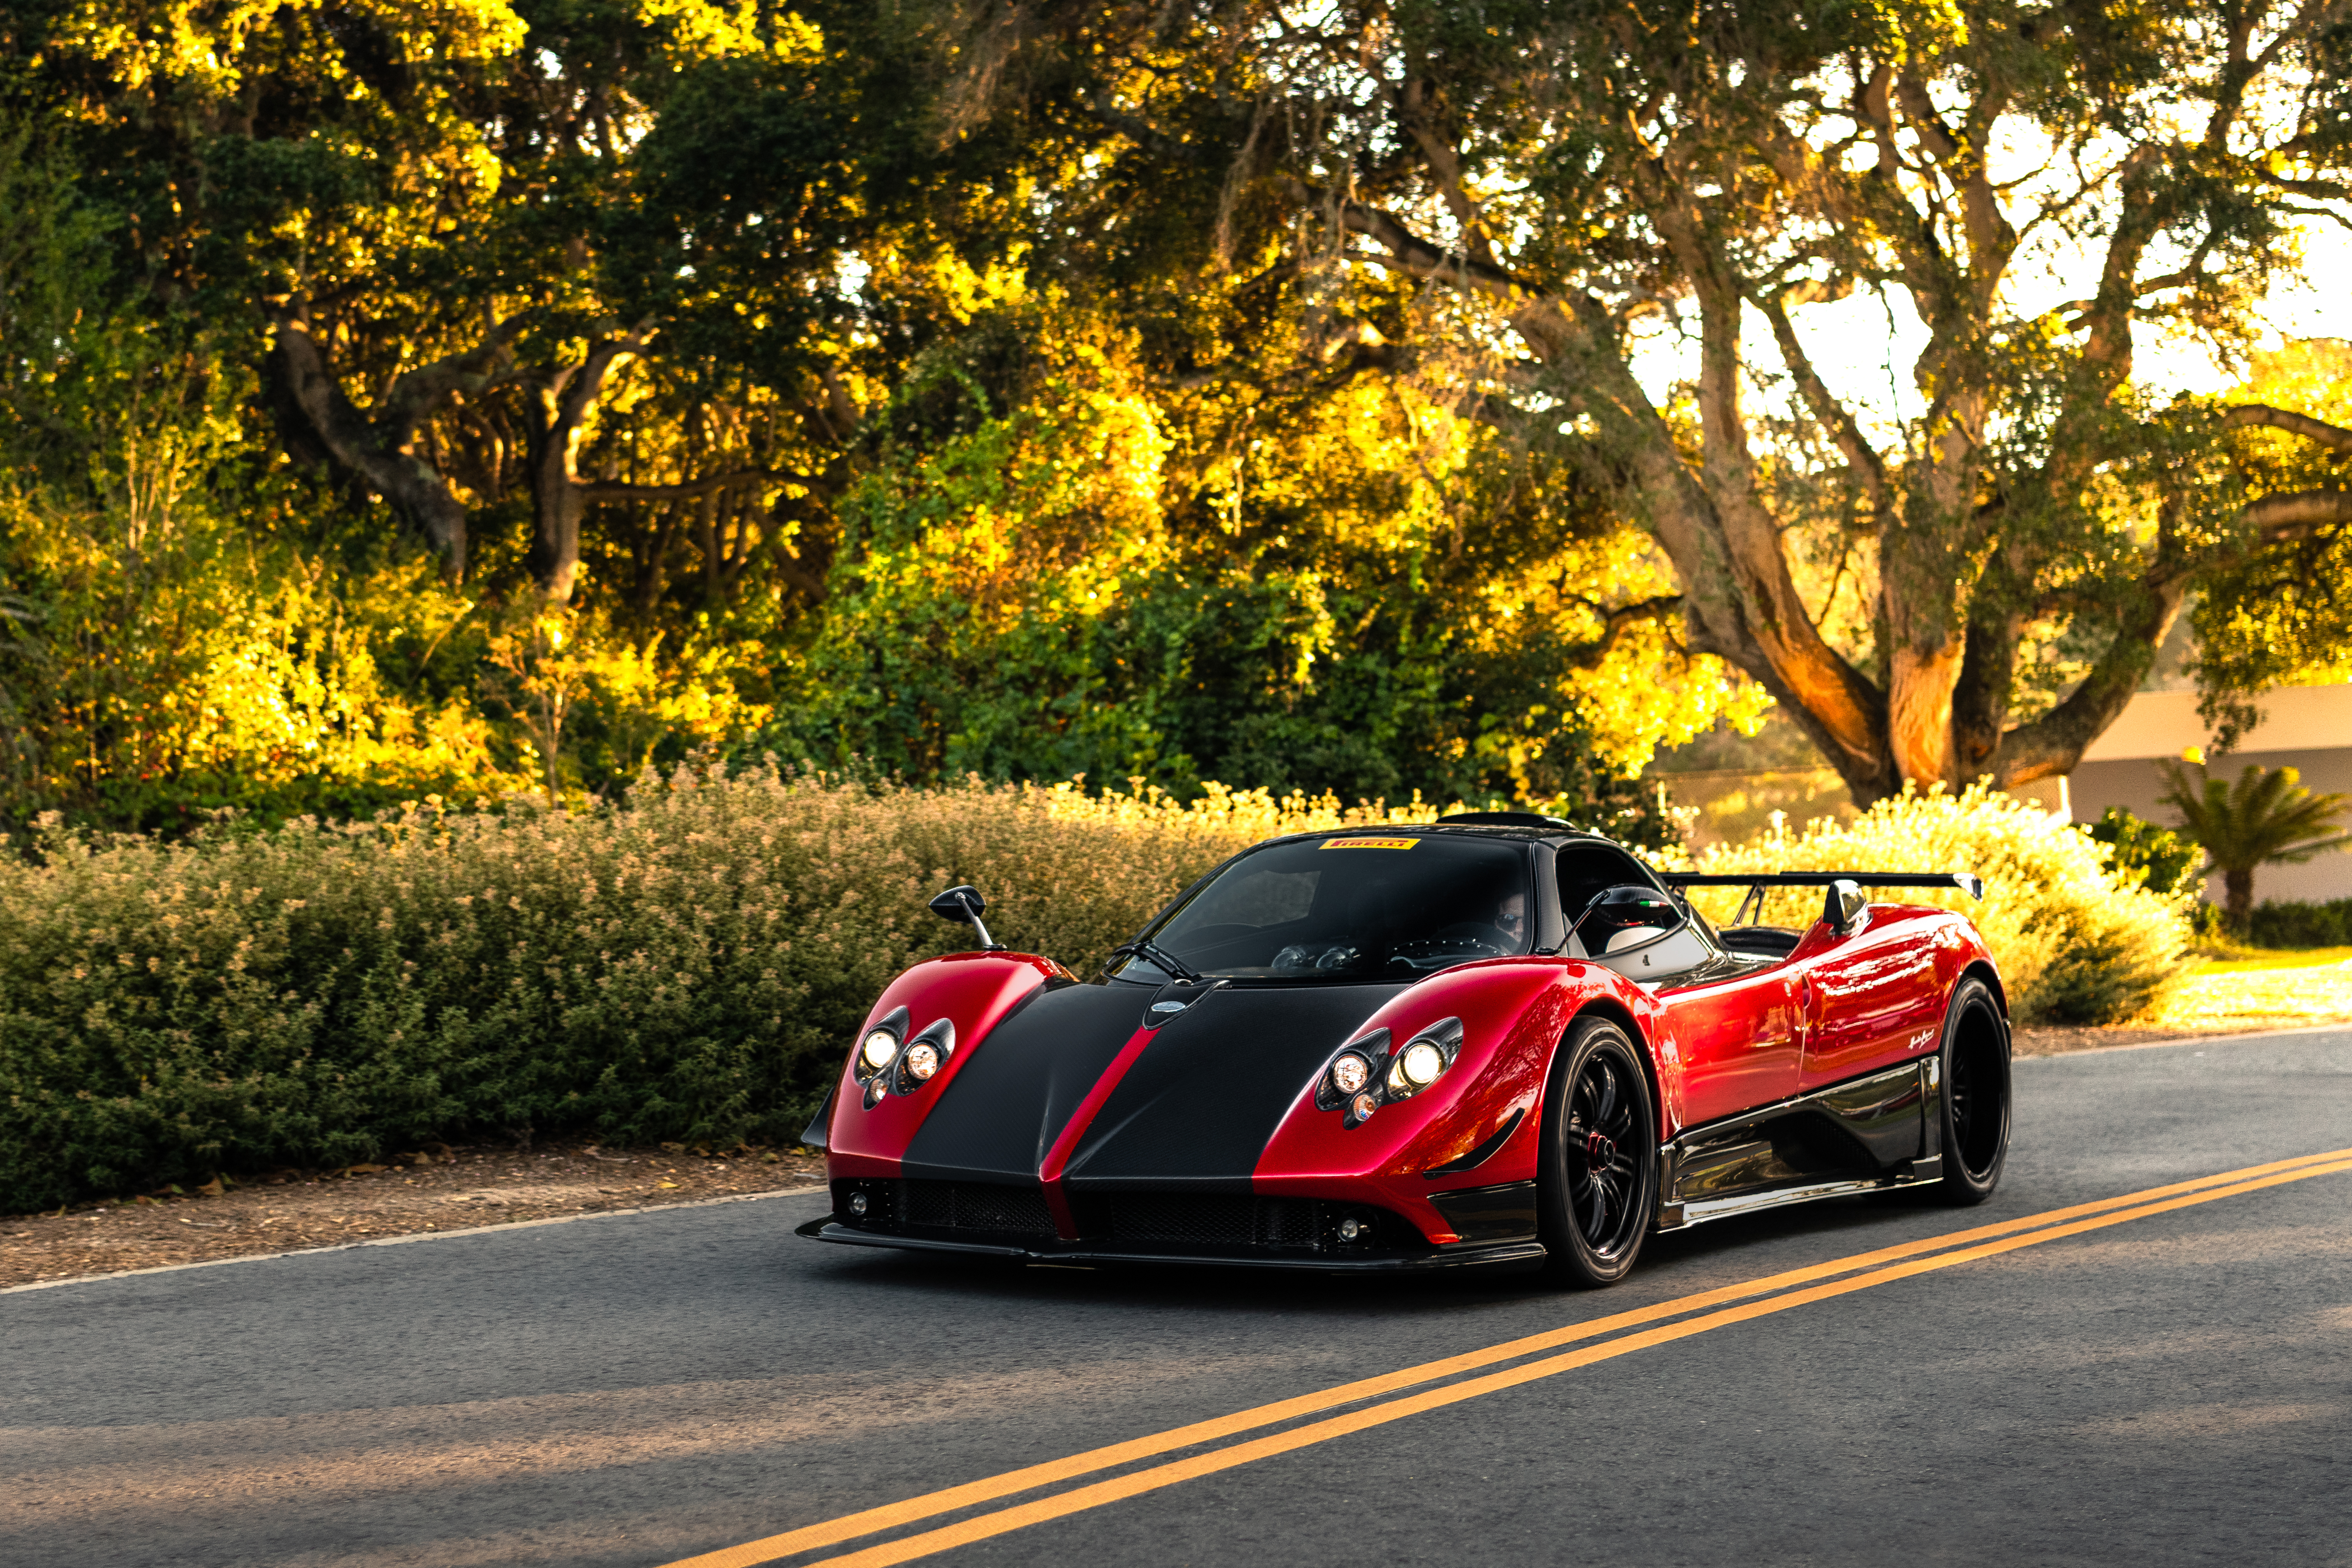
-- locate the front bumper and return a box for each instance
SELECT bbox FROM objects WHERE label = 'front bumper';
[795,1215,1546,1272]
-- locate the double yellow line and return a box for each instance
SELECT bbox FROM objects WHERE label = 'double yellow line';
[671,1146,2352,1568]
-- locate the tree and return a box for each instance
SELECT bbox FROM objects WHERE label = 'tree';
[2190,339,2352,747]
[773,289,1755,815]
[0,2,1801,822]
[936,0,2352,802]
[2157,759,2352,932]
[22,0,873,604]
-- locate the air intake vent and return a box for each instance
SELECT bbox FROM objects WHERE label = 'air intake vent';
[1105,1193,1325,1251]
[898,1180,1057,1238]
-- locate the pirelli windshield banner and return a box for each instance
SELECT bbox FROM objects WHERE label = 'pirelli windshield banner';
[1320,838,1419,850]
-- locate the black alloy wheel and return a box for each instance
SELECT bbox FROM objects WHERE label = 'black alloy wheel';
[1537,1016,1659,1286]
[1934,976,2011,1204]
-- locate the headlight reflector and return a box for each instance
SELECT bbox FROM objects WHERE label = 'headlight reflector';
[1330,1052,1370,1095]
[860,1030,899,1072]
[904,1042,942,1081]
[1398,1041,1445,1088]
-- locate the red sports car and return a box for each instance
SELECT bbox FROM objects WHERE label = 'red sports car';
[799,813,2010,1285]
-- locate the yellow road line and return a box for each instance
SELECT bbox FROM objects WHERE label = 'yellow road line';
[803,1156,2352,1568]
[665,1146,2352,1568]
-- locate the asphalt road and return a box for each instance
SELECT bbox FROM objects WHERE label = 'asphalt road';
[6,1029,2350,1568]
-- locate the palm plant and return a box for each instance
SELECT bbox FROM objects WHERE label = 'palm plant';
[2156,760,2352,935]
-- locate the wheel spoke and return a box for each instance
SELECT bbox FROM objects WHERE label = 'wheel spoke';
[1558,1039,1653,1260]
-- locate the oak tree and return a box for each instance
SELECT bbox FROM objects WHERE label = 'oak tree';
[948,0,2352,799]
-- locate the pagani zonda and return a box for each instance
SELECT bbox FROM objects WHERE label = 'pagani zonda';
[798,815,2011,1285]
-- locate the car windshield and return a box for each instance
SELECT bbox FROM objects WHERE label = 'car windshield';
[1113,834,1535,982]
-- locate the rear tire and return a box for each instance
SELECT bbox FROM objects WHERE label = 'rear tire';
[1537,1016,1659,1286]
[1934,977,2011,1205]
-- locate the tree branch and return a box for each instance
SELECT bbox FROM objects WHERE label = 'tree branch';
[2225,404,2352,456]
[1565,595,1683,668]
[2242,488,2352,537]
[1754,289,1892,523]
[380,316,528,442]
[1281,176,1531,300]
[577,468,809,501]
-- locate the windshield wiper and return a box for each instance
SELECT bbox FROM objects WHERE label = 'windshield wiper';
[1105,938,1205,984]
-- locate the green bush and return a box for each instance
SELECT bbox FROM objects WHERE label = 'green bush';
[0,766,2206,1212]
[2249,898,2352,948]
[1687,784,2192,1025]
[2084,807,2201,898]
[0,763,1438,1211]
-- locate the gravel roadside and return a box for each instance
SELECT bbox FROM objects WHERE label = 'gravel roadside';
[1,1140,828,1290]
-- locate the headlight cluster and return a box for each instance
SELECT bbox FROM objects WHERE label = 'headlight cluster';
[1315,1018,1464,1128]
[850,1007,956,1107]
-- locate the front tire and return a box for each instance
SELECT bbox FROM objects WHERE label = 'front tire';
[1537,1016,1659,1286]
[1934,976,2011,1204]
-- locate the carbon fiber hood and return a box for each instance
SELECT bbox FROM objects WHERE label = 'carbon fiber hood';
[900,980,1407,1188]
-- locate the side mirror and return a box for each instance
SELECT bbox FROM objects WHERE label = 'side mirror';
[1824,878,1867,935]
[928,884,1004,951]
[1573,884,1688,955]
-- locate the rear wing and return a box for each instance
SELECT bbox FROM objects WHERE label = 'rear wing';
[1658,871,1984,933]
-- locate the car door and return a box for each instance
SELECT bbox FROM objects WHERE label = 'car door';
[1658,965,1804,1128]
[1795,916,1941,1092]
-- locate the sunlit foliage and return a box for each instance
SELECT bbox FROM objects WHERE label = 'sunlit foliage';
[1689,784,2192,1025]
[0,3,1758,835]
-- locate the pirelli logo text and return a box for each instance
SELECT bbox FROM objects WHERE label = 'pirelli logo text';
[1320,838,1419,851]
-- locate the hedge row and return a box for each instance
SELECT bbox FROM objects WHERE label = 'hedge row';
[2249,898,2352,948]
[0,766,1428,1211]
[0,767,2192,1212]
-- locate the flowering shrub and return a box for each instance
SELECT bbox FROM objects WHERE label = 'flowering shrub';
[1686,783,2190,1024]
[0,762,1438,1210]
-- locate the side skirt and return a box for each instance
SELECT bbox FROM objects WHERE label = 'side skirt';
[1652,1056,1944,1232]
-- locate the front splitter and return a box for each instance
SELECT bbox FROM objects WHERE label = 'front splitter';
[794,1217,1547,1274]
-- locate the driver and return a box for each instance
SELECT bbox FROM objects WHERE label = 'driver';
[1495,891,1527,947]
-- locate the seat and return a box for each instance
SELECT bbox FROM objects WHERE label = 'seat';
[1718,926,1802,959]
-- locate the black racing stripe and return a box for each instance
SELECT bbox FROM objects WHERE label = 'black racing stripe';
[900,982,1151,1182]
[1062,984,1408,1191]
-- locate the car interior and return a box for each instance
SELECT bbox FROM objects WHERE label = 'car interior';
[1553,842,1716,985]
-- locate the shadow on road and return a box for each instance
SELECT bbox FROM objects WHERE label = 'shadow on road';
[775,1189,1951,1323]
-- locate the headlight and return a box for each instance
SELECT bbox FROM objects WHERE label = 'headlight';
[1397,1041,1445,1088]
[1350,1091,1379,1121]
[904,1041,942,1081]
[859,1029,899,1072]
[1329,1052,1371,1095]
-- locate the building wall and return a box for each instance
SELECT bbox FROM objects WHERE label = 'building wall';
[2066,683,2352,905]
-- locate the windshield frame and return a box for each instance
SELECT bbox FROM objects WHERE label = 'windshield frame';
[1106,828,1547,987]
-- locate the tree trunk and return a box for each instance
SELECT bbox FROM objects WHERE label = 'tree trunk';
[267,309,519,582]
[527,334,645,605]
[2223,866,2255,935]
